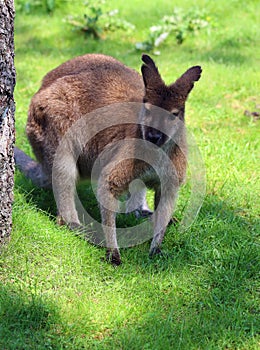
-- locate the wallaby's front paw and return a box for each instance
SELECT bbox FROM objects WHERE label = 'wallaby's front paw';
[106,248,121,266]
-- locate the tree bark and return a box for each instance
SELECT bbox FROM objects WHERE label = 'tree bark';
[0,0,16,245]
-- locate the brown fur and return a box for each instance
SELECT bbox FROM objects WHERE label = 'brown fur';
[15,53,202,265]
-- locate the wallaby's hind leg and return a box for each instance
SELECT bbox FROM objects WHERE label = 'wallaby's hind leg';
[126,179,152,218]
[52,154,80,228]
[14,147,52,189]
[15,147,84,232]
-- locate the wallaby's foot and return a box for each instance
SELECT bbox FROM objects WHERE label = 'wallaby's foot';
[126,186,152,219]
[139,209,153,218]
[57,215,90,237]
[133,207,153,219]
[70,223,94,242]
[68,223,95,241]
[168,216,179,226]
[57,216,81,230]
[149,246,162,257]
[57,215,81,231]
[106,248,121,266]
[68,222,85,232]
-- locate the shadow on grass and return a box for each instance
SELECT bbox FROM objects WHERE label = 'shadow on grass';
[14,171,145,229]
[0,284,65,349]
[15,171,57,220]
[14,172,259,349]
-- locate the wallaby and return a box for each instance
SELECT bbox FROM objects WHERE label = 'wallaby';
[15,53,202,265]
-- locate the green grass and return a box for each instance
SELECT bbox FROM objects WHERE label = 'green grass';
[1,0,259,348]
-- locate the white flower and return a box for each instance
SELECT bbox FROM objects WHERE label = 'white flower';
[150,25,161,33]
[154,32,169,47]
[109,9,119,16]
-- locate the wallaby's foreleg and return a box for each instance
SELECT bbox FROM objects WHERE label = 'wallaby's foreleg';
[14,146,52,188]
[98,177,121,265]
[100,206,121,265]
[149,185,178,256]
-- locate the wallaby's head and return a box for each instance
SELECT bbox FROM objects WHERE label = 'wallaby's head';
[140,54,202,147]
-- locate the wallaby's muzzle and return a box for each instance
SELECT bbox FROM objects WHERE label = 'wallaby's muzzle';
[144,126,168,147]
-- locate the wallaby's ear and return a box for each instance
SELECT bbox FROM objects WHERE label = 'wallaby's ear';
[141,54,164,89]
[171,66,202,97]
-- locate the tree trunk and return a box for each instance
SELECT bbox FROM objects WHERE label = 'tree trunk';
[0,0,16,245]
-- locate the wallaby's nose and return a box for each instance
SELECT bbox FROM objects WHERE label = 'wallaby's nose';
[147,130,163,146]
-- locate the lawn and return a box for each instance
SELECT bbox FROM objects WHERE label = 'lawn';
[0,0,259,349]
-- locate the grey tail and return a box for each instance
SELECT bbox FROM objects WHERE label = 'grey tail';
[14,146,51,189]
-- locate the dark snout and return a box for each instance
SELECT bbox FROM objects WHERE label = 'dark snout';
[145,127,168,147]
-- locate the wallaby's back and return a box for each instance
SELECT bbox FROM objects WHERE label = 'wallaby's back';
[39,54,143,94]
[26,54,144,171]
